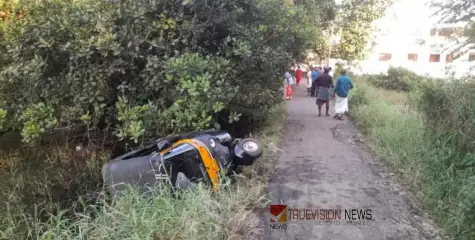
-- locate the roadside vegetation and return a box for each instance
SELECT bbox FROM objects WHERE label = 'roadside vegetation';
[0,0,393,238]
[0,0,311,238]
[0,103,286,240]
[350,68,475,240]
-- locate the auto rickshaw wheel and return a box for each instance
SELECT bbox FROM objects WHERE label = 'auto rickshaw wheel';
[232,138,263,166]
[240,138,263,158]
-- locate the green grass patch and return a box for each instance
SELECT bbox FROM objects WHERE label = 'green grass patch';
[350,78,475,240]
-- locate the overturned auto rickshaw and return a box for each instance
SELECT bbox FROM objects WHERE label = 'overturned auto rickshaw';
[102,130,264,195]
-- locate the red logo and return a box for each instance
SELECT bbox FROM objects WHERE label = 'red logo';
[270,205,288,222]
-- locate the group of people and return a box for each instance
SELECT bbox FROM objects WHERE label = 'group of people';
[284,64,354,120]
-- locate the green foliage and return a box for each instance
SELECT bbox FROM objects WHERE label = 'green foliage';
[351,74,475,239]
[0,108,6,130]
[362,67,426,92]
[115,53,236,143]
[413,78,475,152]
[431,0,475,59]
[335,0,392,61]
[314,34,330,57]
[333,62,343,77]
[294,0,336,58]
[0,0,318,143]
[0,103,287,240]
[19,103,58,143]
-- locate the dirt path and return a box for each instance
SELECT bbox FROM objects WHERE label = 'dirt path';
[264,84,443,240]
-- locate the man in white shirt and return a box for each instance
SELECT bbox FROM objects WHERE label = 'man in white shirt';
[328,66,334,77]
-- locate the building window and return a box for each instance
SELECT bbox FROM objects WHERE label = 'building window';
[446,53,454,63]
[438,27,464,37]
[408,54,418,62]
[429,54,441,62]
[379,53,392,61]
[430,27,464,38]
[438,28,454,37]
[469,53,475,62]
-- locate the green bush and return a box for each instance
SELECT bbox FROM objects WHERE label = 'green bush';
[0,0,321,238]
[348,78,369,108]
[363,67,426,92]
[0,0,318,143]
[412,77,475,152]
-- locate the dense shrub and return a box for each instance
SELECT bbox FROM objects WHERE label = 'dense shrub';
[363,67,426,91]
[0,0,321,238]
[0,0,318,144]
[413,77,475,152]
[348,78,369,109]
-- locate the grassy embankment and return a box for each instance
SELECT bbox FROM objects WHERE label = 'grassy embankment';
[349,70,475,240]
[0,103,286,240]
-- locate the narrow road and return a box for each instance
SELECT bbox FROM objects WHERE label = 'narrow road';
[265,84,442,240]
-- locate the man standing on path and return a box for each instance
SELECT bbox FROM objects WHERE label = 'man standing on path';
[315,67,333,117]
[333,70,353,120]
[306,66,313,95]
[310,66,319,97]
[296,66,302,85]
[328,66,334,78]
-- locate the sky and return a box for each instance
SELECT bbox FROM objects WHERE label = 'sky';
[372,0,454,38]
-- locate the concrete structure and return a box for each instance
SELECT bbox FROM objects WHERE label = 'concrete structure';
[355,0,474,78]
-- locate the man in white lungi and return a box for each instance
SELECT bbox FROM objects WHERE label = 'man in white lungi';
[307,66,314,95]
[332,70,353,120]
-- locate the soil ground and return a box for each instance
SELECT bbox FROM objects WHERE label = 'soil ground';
[263,84,444,240]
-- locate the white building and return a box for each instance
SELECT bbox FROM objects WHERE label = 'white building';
[355,0,474,78]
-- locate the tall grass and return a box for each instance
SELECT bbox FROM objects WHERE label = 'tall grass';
[0,103,286,240]
[350,77,475,240]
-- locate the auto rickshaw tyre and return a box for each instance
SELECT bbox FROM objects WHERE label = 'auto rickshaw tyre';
[232,138,263,166]
[240,138,263,158]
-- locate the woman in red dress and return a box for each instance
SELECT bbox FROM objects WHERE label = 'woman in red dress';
[296,66,302,85]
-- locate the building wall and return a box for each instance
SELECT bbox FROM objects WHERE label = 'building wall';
[358,0,474,78]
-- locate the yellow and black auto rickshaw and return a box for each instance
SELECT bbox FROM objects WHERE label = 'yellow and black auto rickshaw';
[102,130,263,194]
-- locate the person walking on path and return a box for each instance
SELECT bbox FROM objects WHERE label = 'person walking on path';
[296,66,302,85]
[310,67,320,97]
[284,71,293,100]
[306,66,314,95]
[314,67,333,117]
[333,70,353,120]
[327,66,334,78]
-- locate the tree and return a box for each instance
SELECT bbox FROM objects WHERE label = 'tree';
[431,0,475,58]
[432,0,475,24]
[293,0,337,60]
[0,0,319,144]
[334,0,392,61]
[314,34,330,58]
